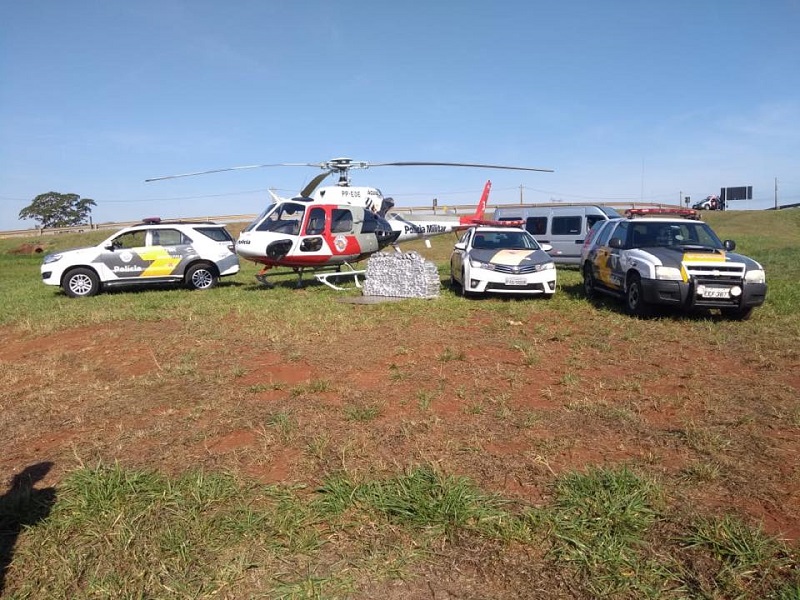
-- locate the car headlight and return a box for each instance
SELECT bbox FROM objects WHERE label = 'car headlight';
[535,262,556,272]
[469,258,495,270]
[655,266,683,281]
[43,253,63,264]
[745,269,766,284]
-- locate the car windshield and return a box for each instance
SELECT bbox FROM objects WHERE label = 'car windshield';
[627,221,724,249]
[472,231,539,250]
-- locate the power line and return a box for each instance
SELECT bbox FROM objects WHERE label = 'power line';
[99,189,269,203]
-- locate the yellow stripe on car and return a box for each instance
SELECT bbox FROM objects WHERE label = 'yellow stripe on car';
[490,250,532,265]
[680,251,726,282]
[139,248,181,277]
[683,251,726,263]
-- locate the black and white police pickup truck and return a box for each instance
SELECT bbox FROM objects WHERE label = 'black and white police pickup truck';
[581,208,767,319]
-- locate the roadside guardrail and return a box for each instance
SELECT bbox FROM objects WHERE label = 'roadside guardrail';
[0,202,685,239]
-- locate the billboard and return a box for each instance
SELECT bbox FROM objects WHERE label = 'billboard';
[720,186,753,201]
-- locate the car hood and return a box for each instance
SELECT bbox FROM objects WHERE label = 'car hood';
[44,245,99,259]
[470,248,552,265]
[634,247,762,270]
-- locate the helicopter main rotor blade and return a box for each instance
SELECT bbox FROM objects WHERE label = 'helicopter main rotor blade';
[145,163,317,182]
[145,158,554,185]
[300,171,333,197]
[368,161,554,173]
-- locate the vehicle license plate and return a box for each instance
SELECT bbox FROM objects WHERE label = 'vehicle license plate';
[505,276,527,286]
[701,287,730,299]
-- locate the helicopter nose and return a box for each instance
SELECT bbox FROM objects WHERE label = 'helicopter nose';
[379,230,401,247]
[235,235,257,258]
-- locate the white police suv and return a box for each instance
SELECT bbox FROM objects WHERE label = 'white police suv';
[41,219,240,297]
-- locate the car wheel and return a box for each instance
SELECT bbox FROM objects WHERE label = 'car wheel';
[186,263,218,290]
[721,306,754,321]
[449,268,459,291]
[583,263,596,298]
[625,273,651,317]
[63,267,100,298]
[460,268,471,297]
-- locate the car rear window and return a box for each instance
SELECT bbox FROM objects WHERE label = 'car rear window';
[195,227,234,242]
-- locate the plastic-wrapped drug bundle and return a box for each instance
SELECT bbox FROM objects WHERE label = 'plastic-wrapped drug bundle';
[362,251,441,298]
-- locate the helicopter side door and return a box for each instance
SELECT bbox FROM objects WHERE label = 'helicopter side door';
[324,206,362,261]
[298,206,329,255]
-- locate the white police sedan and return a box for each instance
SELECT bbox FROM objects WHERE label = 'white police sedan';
[450,226,556,297]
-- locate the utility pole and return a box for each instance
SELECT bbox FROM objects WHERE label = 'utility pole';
[775,177,778,209]
[519,184,524,205]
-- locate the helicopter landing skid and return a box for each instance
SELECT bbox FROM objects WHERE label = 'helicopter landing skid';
[254,272,275,288]
[254,267,310,289]
[253,264,365,290]
[313,264,366,291]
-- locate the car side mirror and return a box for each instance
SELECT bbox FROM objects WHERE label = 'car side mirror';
[609,237,624,249]
[540,243,553,252]
[454,242,466,251]
[104,244,115,251]
[723,239,736,251]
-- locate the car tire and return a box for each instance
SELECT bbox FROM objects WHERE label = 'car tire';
[721,306,754,321]
[460,268,471,298]
[625,273,651,317]
[449,269,459,291]
[583,263,596,298]
[185,263,218,290]
[63,267,101,298]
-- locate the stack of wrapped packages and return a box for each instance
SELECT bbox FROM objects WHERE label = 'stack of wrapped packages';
[362,251,441,298]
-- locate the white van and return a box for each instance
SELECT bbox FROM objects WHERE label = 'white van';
[492,205,621,264]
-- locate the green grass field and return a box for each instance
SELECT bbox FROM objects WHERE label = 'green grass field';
[0,210,798,598]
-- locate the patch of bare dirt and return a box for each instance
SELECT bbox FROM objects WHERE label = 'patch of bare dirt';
[7,243,45,255]
[1,313,799,544]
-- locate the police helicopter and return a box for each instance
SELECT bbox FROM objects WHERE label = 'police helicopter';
[146,158,552,288]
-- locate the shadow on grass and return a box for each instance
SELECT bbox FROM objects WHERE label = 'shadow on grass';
[0,462,57,594]
[559,280,751,322]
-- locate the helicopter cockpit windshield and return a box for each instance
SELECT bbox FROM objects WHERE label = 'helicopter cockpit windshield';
[242,203,276,233]
[244,202,306,235]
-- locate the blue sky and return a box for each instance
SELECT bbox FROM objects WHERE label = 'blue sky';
[1,0,799,230]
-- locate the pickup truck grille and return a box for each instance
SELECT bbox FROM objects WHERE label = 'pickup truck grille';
[684,262,745,279]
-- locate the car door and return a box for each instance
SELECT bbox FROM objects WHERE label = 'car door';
[548,213,584,263]
[451,229,472,281]
[601,221,628,291]
[590,221,623,291]
[140,228,195,279]
[96,228,190,283]
[95,229,149,282]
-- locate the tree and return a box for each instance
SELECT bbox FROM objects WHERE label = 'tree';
[18,192,96,229]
